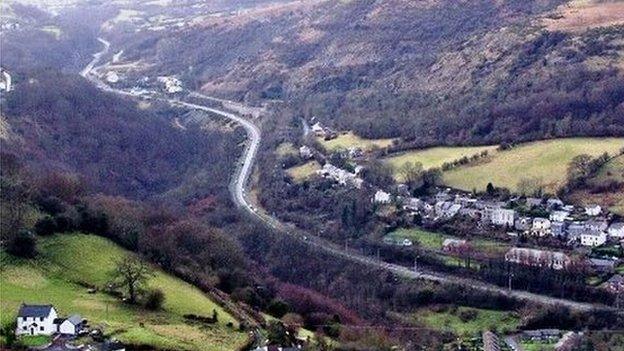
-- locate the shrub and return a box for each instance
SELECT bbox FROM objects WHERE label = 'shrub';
[7,230,37,258]
[54,214,74,233]
[34,216,56,236]
[458,309,478,322]
[267,299,291,318]
[143,288,165,310]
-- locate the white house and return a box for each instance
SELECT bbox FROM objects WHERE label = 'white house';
[532,218,551,236]
[580,230,607,247]
[156,76,183,94]
[58,315,83,335]
[549,210,569,222]
[299,146,313,159]
[585,205,602,216]
[491,208,515,227]
[608,222,624,239]
[311,122,324,136]
[504,248,570,270]
[16,304,58,336]
[373,190,391,204]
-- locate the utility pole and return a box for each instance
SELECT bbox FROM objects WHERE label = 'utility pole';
[413,256,419,271]
[376,248,380,261]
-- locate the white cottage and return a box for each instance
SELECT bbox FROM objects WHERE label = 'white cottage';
[608,223,624,239]
[58,315,84,335]
[16,304,58,336]
[373,190,391,204]
[584,205,602,216]
[580,230,607,247]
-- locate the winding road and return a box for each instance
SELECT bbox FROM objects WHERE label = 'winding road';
[82,38,615,314]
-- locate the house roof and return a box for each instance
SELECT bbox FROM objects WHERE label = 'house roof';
[608,275,624,284]
[64,314,82,325]
[18,304,54,318]
[610,223,624,230]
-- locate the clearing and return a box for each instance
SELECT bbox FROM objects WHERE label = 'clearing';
[442,138,624,193]
[286,161,321,182]
[383,145,497,176]
[543,0,624,33]
[318,132,395,152]
[0,233,248,351]
[386,228,508,255]
[403,306,520,336]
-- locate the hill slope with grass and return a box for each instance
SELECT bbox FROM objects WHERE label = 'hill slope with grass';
[568,154,624,215]
[441,138,624,193]
[0,233,248,351]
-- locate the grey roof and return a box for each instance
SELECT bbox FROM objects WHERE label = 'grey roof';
[588,258,615,267]
[18,304,54,318]
[608,275,624,284]
[610,222,624,230]
[65,314,82,325]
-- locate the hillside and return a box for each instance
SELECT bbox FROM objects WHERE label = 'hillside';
[117,0,624,146]
[0,233,248,351]
[441,137,624,192]
[0,70,240,201]
[568,154,624,215]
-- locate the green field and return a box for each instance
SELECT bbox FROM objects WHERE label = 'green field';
[590,154,624,185]
[386,228,507,255]
[442,138,624,193]
[520,340,556,351]
[318,132,395,152]
[0,233,247,351]
[286,161,321,182]
[412,307,520,336]
[384,145,497,175]
[275,142,298,157]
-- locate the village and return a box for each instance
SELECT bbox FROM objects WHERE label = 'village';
[300,121,624,298]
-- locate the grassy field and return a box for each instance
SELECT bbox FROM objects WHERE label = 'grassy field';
[286,161,321,182]
[442,138,624,193]
[275,142,298,157]
[384,145,497,175]
[577,155,624,215]
[0,233,247,351]
[386,228,507,255]
[412,306,520,336]
[318,132,395,152]
[520,340,556,351]
[590,154,624,185]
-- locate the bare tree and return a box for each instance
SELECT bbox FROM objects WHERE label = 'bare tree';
[110,256,155,304]
[398,161,423,190]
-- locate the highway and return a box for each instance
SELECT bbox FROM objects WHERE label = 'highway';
[82,38,614,314]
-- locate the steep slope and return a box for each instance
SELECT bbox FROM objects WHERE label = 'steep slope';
[0,233,248,351]
[0,70,240,200]
[121,0,624,145]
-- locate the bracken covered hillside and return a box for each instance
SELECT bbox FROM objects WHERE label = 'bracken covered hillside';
[124,0,624,145]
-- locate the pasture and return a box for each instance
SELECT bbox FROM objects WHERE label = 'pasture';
[286,161,321,182]
[318,132,395,152]
[0,233,247,351]
[384,145,496,175]
[442,138,624,193]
